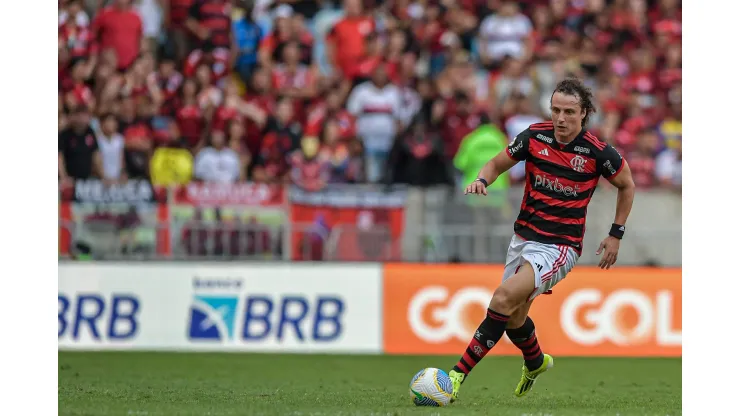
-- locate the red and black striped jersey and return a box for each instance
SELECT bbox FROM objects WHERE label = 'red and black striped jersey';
[189,0,232,49]
[506,121,625,254]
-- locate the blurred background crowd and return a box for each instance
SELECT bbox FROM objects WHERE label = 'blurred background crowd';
[59,0,682,193]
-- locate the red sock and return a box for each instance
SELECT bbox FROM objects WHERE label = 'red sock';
[452,309,509,376]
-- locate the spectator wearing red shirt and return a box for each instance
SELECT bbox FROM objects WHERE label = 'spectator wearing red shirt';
[59,0,90,28]
[176,78,205,149]
[226,118,252,172]
[59,4,98,71]
[149,53,184,117]
[243,68,275,156]
[317,119,357,184]
[658,42,681,92]
[272,41,318,123]
[62,59,96,111]
[258,5,314,67]
[628,128,660,189]
[326,0,375,78]
[438,92,488,160]
[289,136,331,192]
[92,0,143,71]
[346,32,396,87]
[183,40,231,88]
[305,89,356,140]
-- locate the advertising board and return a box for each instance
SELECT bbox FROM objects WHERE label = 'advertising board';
[382,264,681,357]
[58,263,382,353]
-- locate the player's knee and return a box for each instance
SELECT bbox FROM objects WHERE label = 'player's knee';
[490,286,520,315]
[506,310,528,329]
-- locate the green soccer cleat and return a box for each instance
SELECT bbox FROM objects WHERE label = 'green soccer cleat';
[515,354,554,397]
[448,369,466,403]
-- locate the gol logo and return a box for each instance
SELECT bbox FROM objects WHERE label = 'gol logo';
[407,286,497,343]
[560,289,681,346]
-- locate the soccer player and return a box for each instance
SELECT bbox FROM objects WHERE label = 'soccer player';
[448,78,636,401]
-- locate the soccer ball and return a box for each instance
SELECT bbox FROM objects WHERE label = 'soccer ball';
[408,367,454,407]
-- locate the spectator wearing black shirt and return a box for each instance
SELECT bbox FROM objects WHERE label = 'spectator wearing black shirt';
[59,106,102,182]
[384,113,455,187]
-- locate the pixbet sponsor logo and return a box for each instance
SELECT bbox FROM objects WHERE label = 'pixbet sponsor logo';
[603,160,617,176]
[560,289,681,346]
[536,134,553,143]
[534,174,580,197]
[508,140,523,156]
[573,146,590,154]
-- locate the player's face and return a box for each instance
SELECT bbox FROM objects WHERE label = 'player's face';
[550,92,585,140]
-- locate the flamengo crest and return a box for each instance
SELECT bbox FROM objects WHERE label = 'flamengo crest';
[570,155,587,172]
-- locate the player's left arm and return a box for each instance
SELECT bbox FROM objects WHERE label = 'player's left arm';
[597,146,636,270]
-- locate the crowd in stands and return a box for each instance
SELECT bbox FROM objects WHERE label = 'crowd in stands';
[58,0,682,193]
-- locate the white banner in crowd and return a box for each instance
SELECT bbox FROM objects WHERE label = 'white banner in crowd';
[58,263,383,353]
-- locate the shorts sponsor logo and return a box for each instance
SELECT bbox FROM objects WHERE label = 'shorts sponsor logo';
[536,134,553,143]
[534,174,580,197]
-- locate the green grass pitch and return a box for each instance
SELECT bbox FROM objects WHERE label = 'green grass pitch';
[58,352,681,416]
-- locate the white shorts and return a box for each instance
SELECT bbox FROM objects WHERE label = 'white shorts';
[502,234,579,301]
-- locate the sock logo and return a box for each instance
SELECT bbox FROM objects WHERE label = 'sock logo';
[486,340,495,348]
[472,345,484,356]
[188,295,239,340]
[474,330,482,340]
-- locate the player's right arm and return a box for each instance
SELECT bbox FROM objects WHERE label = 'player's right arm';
[465,129,529,195]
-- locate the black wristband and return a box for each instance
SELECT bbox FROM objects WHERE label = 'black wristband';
[609,223,625,239]
[476,178,489,187]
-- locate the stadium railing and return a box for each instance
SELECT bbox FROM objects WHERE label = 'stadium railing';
[58,180,681,266]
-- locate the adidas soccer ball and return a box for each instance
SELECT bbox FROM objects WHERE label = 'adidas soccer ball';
[408,368,454,407]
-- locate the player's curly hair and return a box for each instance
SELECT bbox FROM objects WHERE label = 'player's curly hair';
[552,78,596,127]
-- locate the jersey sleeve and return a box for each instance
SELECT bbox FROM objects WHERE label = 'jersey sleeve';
[598,144,625,179]
[506,129,530,161]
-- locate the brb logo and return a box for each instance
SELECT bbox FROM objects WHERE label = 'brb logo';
[407,286,496,343]
[534,174,580,197]
[560,289,681,346]
[188,278,345,343]
[58,293,140,341]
